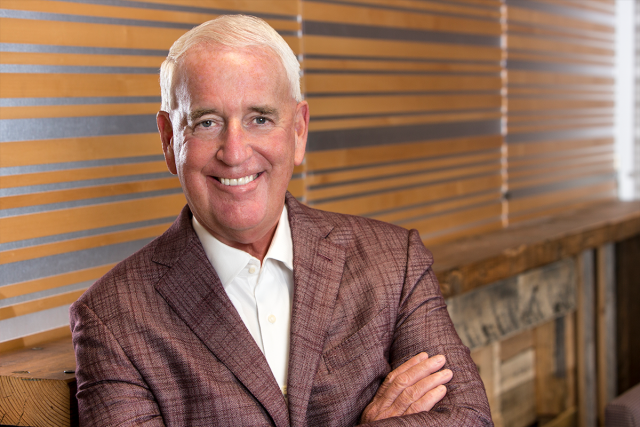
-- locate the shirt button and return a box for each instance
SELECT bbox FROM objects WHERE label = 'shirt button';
[268,314,276,323]
[248,265,257,274]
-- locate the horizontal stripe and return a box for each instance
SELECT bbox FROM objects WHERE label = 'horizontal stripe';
[1,238,152,286]
[0,42,167,56]
[0,304,72,342]
[0,324,71,352]
[304,74,501,92]
[303,20,499,46]
[0,114,157,142]
[0,64,159,74]
[1,102,160,120]
[304,53,501,65]
[0,280,90,307]
[507,59,612,77]
[0,187,183,217]
[307,119,500,151]
[0,171,173,196]
[304,0,501,19]
[0,154,164,176]
[0,216,175,252]
[0,8,299,35]
[508,172,615,199]
[506,126,613,144]
[505,0,615,27]
[0,96,161,107]
[303,57,501,73]
[63,0,297,21]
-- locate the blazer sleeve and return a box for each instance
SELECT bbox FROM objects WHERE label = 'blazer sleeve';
[70,301,166,427]
[360,229,493,426]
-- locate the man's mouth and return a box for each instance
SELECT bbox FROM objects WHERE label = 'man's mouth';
[216,173,259,186]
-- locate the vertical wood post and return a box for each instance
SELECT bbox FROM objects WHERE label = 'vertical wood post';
[577,250,597,427]
[597,243,616,426]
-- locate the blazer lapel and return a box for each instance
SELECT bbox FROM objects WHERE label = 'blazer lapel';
[285,195,349,427]
[152,207,290,427]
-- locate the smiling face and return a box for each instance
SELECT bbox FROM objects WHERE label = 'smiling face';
[157,45,308,258]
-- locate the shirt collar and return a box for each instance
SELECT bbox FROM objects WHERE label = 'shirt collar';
[192,206,293,287]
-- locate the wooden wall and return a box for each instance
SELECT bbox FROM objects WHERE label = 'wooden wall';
[0,0,618,353]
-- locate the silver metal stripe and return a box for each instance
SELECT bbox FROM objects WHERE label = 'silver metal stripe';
[304,53,500,65]
[0,305,73,342]
[303,20,500,47]
[0,42,167,56]
[0,96,161,107]
[0,280,92,308]
[306,119,500,151]
[0,187,183,218]
[506,127,613,144]
[0,64,159,74]
[1,238,153,286]
[1,155,164,176]
[0,114,158,142]
[507,60,613,78]
[0,215,175,252]
[0,171,173,197]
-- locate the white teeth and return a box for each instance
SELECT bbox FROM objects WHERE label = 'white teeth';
[219,174,257,186]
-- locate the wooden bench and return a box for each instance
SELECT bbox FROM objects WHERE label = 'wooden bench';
[2,200,640,427]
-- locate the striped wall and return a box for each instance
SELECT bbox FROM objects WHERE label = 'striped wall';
[301,0,505,245]
[0,0,619,349]
[0,0,301,350]
[504,0,616,224]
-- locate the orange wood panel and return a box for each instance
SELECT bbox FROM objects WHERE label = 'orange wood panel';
[0,0,299,32]
[423,219,503,246]
[302,1,500,36]
[307,151,500,186]
[374,190,501,224]
[1,161,169,189]
[508,35,613,57]
[308,111,501,132]
[325,0,501,19]
[0,290,86,321]
[0,133,161,168]
[403,202,502,235]
[508,70,613,86]
[287,177,304,198]
[0,223,171,265]
[507,118,613,134]
[507,6,614,34]
[0,193,186,244]
[303,35,501,61]
[507,98,612,112]
[0,326,72,353]
[506,23,614,44]
[507,50,613,66]
[0,103,160,120]
[304,74,501,93]
[303,58,501,73]
[509,154,614,179]
[307,163,499,202]
[0,52,166,67]
[1,73,159,98]
[0,265,115,300]
[306,135,502,171]
[311,174,501,216]
[0,177,181,210]
[309,94,501,117]
[509,164,615,191]
[508,145,613,169]
[508,193,616,225]
[507,137,613,158]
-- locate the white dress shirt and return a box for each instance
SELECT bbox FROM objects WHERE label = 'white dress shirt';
[192,207,294,396]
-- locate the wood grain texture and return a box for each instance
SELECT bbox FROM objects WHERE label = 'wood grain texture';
[576,250,597,427]
[596,243,616,425]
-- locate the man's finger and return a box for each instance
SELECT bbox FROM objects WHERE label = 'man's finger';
[361,353,448,423]
[379,367,452,418]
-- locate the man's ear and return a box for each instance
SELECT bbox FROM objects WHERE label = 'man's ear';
[157,111,177,175]
[293,100,309,166]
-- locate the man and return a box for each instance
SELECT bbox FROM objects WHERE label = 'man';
[70,15,492,426]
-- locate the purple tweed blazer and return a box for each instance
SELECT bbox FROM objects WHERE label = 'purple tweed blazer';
[70,193,493,426]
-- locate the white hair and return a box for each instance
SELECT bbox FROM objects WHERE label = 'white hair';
[160,15,302,111]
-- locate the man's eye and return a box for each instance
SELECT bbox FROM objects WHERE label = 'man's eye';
[200,120,213,128]
[255,117,267,125]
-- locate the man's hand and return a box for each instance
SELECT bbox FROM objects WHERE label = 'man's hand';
[360,353,452,424]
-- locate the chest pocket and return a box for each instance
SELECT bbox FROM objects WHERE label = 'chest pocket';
[323,306,389,374]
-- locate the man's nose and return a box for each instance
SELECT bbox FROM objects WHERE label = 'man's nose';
[216,120,252,166]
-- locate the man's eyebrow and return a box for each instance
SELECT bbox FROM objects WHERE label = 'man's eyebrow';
[250,106,278,116]
[188,108,218,122]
